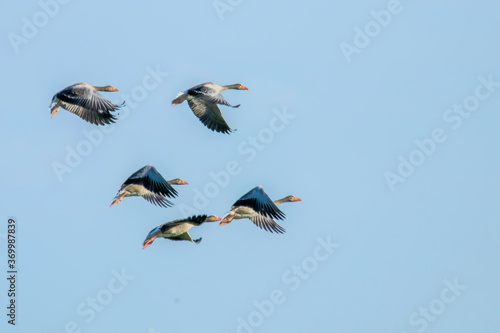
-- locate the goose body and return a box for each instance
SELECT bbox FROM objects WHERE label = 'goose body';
[50,82,124,125]
[110,165,187,207]
[143,215,221,249]
[172,82,248,134]
[220,186,300,234]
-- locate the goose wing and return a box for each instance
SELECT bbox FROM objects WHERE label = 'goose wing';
[159,215,208,233]
[249,215,286,234]
[168,232,201,244]
[187,98,233,134]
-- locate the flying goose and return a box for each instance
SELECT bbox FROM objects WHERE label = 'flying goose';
[50,82,124,125]
[219,186,299,234]
[143,215,221,249]
[172,82,248,134]
[110,165,187,207]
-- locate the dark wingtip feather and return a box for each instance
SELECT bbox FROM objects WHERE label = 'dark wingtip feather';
[187,215,208,225]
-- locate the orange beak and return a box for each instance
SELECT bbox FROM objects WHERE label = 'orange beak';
[112,87,119,91]
[219,215,233,225]
[50,107,59,118]
[181,180,189,185]
[143,236,157,249]
[295,197,302,202]
[241,85,249,90]
[110,190,128,207]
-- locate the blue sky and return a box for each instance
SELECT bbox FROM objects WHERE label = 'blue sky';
[1,0,500,332]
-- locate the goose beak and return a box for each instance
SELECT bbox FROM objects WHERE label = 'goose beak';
[50,107,59,118]
[181,180,189,185]
[220,212,235,225]
[110,191,128,207]
[219,215,233,225]
[241,85,249,90]
[143,236,157,249]
[295,197,302,201]
[219,220,230,226]
[112,87,119,91]
[220,215,234,225]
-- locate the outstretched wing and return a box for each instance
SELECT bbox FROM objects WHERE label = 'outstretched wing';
[168,232,201,244]
[159,215,208,233]
[249,215,286,234]
[234,186,285,220]
[142,193,174,208]
[187,98,233,134]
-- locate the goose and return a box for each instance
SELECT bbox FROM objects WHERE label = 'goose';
[219,186,300,234]
[50,82,124,125]
[171,82,248,134]
[110,165,187,207]
[143,215,221,249]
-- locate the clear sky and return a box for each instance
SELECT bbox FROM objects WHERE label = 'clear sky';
[1,0,500,332]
